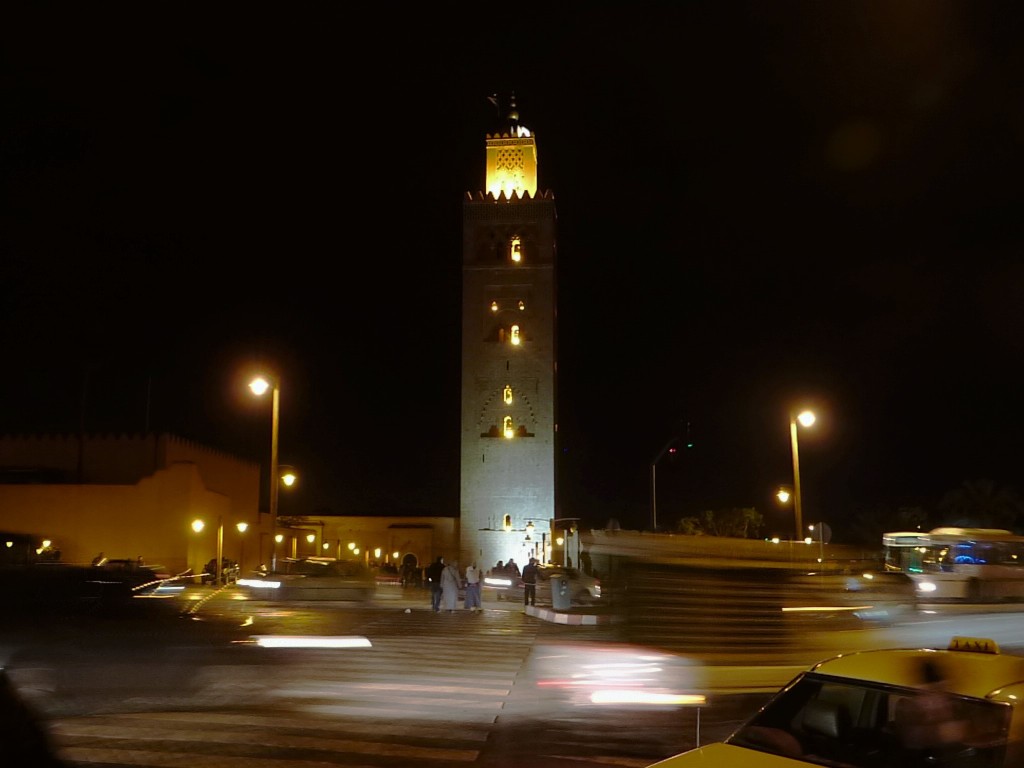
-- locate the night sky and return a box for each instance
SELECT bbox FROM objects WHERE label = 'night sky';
[3,4,1024,541]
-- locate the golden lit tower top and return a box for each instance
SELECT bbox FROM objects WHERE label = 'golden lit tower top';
[485,93,537,199]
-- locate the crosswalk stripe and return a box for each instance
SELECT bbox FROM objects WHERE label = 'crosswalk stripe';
[55,720,481,761]
[54,710,496,741]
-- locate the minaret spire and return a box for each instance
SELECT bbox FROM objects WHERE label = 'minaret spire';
[506,92,519,131]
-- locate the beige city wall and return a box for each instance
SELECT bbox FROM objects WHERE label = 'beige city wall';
[0,462,237,574]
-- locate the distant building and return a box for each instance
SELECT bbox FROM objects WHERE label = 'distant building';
[0,433,457,577]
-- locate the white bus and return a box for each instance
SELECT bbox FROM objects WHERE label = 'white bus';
[883,527,1024,601]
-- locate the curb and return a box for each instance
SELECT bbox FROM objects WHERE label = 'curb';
[525,604,612,625]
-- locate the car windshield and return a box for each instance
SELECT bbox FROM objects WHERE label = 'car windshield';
[726,672,1012,767]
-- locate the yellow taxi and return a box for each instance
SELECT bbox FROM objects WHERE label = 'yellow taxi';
[648,637,1024,767]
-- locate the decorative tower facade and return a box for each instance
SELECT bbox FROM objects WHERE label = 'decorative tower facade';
[460,95,557,573]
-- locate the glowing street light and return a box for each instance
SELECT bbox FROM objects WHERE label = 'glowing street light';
[789,410,816,541]
[249,375,281,569]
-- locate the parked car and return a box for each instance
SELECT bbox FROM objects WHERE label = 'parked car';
[237,556,376,601]
[94,558,181,596]
[485,565,601,606]
[646,635,1024,767]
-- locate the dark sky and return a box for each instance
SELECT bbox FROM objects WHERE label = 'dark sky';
[3,4,1024,539]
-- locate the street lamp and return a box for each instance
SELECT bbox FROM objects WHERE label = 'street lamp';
[650,439,677,532]
[789,410,816,541]
[249,375,280,570]
[191,517,223,585]
[808,522,829,565]
[236,522,248,575]
[650,423,692,531]
[554,517,581,567]
[571,522,580,570]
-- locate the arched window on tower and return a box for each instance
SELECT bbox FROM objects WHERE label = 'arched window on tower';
[503,416,515,439]
[510,325,521,346]
[510,236,522,263]
[503,385,513,405]
[490,300,499,312]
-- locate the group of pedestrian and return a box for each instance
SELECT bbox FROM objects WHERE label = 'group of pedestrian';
[424,556,483,613]
[490,558,521,577]
[423,554,539,611]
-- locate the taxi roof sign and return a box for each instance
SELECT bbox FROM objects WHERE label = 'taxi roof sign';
[948,636,1000,654]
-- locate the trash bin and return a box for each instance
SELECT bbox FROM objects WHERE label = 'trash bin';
[551,573,571,611]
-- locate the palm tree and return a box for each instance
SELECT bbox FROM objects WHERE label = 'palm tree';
[937,479,1024,530]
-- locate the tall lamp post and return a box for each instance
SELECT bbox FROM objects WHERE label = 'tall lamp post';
[650,439,678,531]
[554,517,581,568]
[191,517,223,585]
[236,522,248,576]
[250,375,280,570]
[789,410,816,541]
[808,522,829,565]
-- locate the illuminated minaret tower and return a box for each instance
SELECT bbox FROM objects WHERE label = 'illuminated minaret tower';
[460,94,556,571]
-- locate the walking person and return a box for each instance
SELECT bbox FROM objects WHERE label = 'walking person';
[425,556,445,612]
[522,557,539,607]
[464,561,482,612]
[400,560,414,587]
[440,559,462,613]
